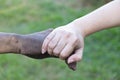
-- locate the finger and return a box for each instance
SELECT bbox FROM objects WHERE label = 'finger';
[67,48,83,64]
[52,37,67,56]
[47,33,61,55]
[59,44,74,60]
[42,31,56,54]
[59,36,79,60]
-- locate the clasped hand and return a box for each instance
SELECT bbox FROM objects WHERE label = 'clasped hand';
[42,23,84,64]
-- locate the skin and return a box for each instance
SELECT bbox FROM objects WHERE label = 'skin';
[42,0,120,64]
[0,29,77,70]
[0,29,52,54]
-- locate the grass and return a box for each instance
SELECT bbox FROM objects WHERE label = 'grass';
[0,0,119,80]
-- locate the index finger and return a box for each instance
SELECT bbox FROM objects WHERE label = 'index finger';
[42,31,56,54]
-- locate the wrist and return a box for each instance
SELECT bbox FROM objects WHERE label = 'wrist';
[71,18,100,37]
[70,19,88,37]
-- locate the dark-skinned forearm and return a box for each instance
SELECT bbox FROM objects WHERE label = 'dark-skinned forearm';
[0,29,76,71]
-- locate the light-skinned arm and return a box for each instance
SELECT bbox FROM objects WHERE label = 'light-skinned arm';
[42,0,120,64]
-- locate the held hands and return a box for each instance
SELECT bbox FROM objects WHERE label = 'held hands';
[42,23,84,64]
[42,0,120,69]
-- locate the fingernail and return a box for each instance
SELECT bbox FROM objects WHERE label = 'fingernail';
[42,49,46,54]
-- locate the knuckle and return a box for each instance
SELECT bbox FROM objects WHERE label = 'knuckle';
[53,49,59,55]
[57,44,63,48]
[73,36,78,42]
[49,42,55,49]
[48,49,52,54]
[76,56,82,62]
[60,56,65,60]
[60,53,67,60]
[65,32,72,38]
[48,43,53,49]
[48,47,53,55]
[75,39,79,44]
[71,37,79,46]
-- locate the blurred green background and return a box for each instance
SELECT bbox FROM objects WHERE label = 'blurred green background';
[0,0,119,80]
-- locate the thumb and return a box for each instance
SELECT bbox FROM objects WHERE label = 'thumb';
[67,48,83,64]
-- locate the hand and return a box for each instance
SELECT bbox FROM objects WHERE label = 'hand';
[42,23,84,64]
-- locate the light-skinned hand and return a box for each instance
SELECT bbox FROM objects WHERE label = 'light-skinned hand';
[42,23,84,64]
